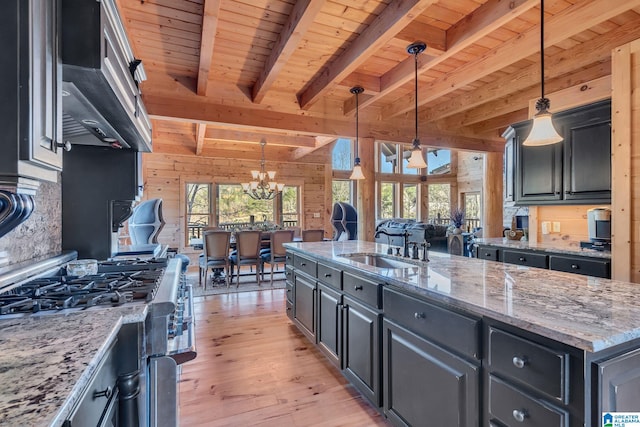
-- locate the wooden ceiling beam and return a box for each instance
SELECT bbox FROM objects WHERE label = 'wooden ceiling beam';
[204,128,317,147]
[251,0,324,104]
[145,93,504,152]
[297,0,437,110]
[423,17,640,122]
[394,21,446,55]
[292,136,337,160]
[197,0,222,96]
[383,0,640,118]
[195,123,206,155]
[347,0,539,115]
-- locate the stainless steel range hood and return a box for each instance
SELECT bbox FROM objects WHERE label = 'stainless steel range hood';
[61,0,152,152]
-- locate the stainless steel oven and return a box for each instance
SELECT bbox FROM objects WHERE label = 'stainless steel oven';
[0,254,196,426]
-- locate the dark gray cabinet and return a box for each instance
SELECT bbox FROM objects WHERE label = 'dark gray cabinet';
[383,287,480,427]
[285,266,293,320]
[474,245,611,279]
[317,282,342,367]
[342,294,381,406]
[596,348,640,413]
[485,324,585,427]
[293,272,316,342]
[511,100,611,205]
[0,0,62,190]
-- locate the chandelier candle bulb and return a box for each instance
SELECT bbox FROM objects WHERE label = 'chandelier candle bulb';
[242,139,285,200]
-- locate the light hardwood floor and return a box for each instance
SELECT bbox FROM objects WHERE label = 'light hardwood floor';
[179,289,390,426]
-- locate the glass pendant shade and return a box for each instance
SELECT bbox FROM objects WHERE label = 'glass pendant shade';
[522,110,563,146]
[407,144,427,169]
[349,162,365,180]
[524,0,563,147]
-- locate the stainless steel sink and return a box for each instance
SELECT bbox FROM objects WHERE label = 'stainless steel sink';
[339,253,421,269]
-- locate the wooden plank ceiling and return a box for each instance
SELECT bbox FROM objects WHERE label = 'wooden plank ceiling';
[117,0,640,161]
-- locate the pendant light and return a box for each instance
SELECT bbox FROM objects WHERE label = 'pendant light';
[522,0,563,146]
[406,42,427,169]
[349,86,365,180]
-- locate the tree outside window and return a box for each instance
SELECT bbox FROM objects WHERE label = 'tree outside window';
[332,180,352,205]
[332,138,352,171]
[186,183,211,241]
[402,184,417,219]
[380,182,396,219]
[428,183,450,223]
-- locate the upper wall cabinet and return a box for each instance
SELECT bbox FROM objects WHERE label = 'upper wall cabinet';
[509,99,611,206]
[0,0,62,193]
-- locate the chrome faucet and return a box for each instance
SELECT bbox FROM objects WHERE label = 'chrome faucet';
[374,229,411,257]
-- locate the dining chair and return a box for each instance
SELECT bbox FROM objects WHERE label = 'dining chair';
[229,230,263,287]
[198,230,231,288]
[302,229,324,242]
[261,230,295,286]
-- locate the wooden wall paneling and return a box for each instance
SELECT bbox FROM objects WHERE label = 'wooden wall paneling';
[482,152,503,237]
[611,39,638,282]
[357,138,376,241]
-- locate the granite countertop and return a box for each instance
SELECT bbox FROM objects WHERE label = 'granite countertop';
[0,304,147,427]
[474,237,611,259]
[285,240,639,352]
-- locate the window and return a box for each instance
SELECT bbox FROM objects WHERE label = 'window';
[186,183,212,241]
[463,192,481,230]
[332,138,352,171]
[282,186,300,227]
[427,149,452,175]
[380,182,396,219]
[402,184,417,219]
[332,180,353,205]
[428,183,450,223]
[379,142,419,175]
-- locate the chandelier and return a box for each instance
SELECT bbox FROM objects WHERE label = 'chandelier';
[241,139,285,200]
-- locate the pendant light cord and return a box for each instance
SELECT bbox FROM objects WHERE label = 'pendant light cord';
[540,0,545,100]
[414,50,419,144]
[355,90,359,159]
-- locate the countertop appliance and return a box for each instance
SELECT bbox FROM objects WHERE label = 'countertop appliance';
[581,207,612,251]
[0,253,196,426]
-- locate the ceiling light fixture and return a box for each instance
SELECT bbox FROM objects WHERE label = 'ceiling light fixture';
[406,42,427,169]
[349,86,365,180]
[241,139,285,200]
[522,0,563,147]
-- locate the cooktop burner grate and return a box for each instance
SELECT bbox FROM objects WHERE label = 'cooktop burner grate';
[0,262,165,315]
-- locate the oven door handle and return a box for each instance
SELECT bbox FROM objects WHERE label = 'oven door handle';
[168,283,197,365]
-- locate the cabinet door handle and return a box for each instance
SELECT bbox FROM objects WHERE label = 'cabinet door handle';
[571,264,579,269]
[485,253,491,257]
[414,312,425,320]
[512,356,527,369]
[518,257,525,262]
[512,409,528,422]
[354,285,363,291]
[324,273,331,278]
[300,262,306,267]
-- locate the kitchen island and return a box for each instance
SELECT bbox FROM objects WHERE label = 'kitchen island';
[0,305,147,426]
[284,240,640,427]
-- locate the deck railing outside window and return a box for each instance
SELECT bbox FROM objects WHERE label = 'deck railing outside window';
[188,220,299,240]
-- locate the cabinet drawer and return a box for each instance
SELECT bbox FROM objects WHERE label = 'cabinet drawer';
[285,280,293,303]
[317,263,342,290]
[294,253,317,278]
[549,255,610,278]
[285,266,294,283]
[384,288,480,359]
[343,272,381,309]
[285,252,294,266]
[478,246,500,261]
[489,375,568,427]
[489,327,569,403]
[286,300,293,320]
[503,250,548,269]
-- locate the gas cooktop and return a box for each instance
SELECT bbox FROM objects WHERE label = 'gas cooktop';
[0,258,168,316]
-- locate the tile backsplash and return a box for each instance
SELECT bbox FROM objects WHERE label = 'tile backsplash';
[0,179,62,271]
